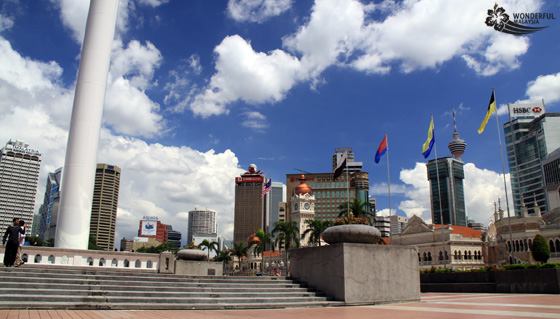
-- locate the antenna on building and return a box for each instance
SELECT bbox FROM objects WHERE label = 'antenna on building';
[294,168,312,174]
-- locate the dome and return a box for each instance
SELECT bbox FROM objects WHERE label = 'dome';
[294,174,312,195]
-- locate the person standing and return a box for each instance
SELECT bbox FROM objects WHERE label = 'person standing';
[13,220,26,267]
[3,217,25,267]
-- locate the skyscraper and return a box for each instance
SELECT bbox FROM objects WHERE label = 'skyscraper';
[234,164,267,243]
[0,140,41,234]
[89,163,121,250]
[166,224,182,248]
[38,167,62,240]
[427,112,467,226]
[332,147,363,174]
[187,206,218,244]
[267,182,285,231]
[504,110,560,216]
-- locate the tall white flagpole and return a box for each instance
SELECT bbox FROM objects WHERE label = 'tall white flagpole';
[431,113,447,268]
[385,131,392,244]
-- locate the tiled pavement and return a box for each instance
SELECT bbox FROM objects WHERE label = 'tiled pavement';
[1,293,559,319]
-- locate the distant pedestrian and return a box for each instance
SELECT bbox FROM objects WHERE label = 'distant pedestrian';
[13,220,26,267]
[3,217,25,267]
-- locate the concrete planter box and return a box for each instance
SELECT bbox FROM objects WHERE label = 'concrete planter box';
[290,243,420,305]
[175,260,223,276]
[322,225,381,244]
[421,268,560,294]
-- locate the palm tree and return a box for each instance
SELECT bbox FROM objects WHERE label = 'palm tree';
[232,241,249,271]
[213,250,232,274]
[272,221,300,270]
[249,229,274,273]
[302,219,332,246]
[199,239,218,260]
[337,198,375,224]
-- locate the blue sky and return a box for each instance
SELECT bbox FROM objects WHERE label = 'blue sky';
[1,0,559,243]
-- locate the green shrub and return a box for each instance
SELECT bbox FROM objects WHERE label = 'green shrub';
[531,234,551,263]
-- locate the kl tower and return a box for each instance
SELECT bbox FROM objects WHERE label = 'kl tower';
[55,0,119,249]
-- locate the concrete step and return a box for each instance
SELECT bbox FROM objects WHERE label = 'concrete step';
[0,266,336,310]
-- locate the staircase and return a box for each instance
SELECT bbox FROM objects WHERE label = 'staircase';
[0,266,342,310]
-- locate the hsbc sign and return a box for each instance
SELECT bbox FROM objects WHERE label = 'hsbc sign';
[509,103,545,118]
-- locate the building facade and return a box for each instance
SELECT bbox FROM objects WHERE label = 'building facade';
[0,140,41,234]
[267,182,285,231]
[90,164,121,250]
[166,224,182,248]
[332,147,363,174]
[38,167,62,240]
[392,215,484,271]
[234,164,267,243]
[543,148,560,210]
[427,157,467,226]
[286,172,369,222]
[504,112,560,216]
[187,206,217,245]
[137,217,168,244]
[290,174,316,246]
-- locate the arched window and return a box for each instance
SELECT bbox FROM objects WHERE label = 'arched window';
[549,240,556,253]
[515,240,520,252]
[463,251,468,260]
[21,254,28,263]
[423,252,427,262]
[111,258,118,267]
[48,255,55,264]
[135,260,141,268]
[439,251,444,261]
[454,251,458,260]
[124,259,130,268]
[556,239,560,252]
[507,241,512,252]
[445,251,449,260]
[87,257,93,266]
[428,252,432,262]
[34,255,42,263]
[147,260,153,269]
[99,258,106,266]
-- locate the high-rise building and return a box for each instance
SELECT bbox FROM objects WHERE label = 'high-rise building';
[374,216,391,238]
[38,167,62,240]
[332,147,363,174]
[89,163,121,250]
[165,224,182,248]
[427,112,467,226]
[234,164,267,243]
[267,182,285,231]
[0,140,41,234]
[504,111,560,216]
[390,215,408,235]
[187,206,217,245]
[427,158,466,226]
[286,171,369,222]
[543,148,560,211]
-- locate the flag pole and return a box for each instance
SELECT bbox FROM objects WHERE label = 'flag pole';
[431,113,447,268]
[385,131,392,245]
[493,88,514,263]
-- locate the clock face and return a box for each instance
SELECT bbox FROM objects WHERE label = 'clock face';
[294,203,299,210]
[304,203,311,210]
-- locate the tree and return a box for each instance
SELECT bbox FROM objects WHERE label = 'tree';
[136,242,179,254]
[25,236,47,247]
[213,250,232,274]
[531,234,550,263]
[337,198,375,224]
[88,235,104,250]
[249,229,274,273]
[302,219,332,247]
[232,241,249,271]
[272,221,300,269]
[199,239,219,260]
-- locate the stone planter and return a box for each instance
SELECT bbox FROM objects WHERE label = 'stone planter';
[322,224,381,244]
[177,249,206,261]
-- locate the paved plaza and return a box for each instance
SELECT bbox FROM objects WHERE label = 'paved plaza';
[1,293,559,319]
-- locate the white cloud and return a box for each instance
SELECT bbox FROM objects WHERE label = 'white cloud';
[375,162,513,228]
[241,111,269,130]
[190,35,301,117]
[137,0,169,7]
[0,13,14,32]
[526,72,560,105]
[193,0,540,118]
[227,0,292,23]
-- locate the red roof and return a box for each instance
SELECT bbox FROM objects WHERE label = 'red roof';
[433,225,483,238]
[262,250,281,257]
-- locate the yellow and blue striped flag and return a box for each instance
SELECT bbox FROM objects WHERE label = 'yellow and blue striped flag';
[422,118,435,158]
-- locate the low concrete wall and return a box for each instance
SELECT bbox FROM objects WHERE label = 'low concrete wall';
[290,243,420,305]
[421,268,560,294]
[175,260,223,276]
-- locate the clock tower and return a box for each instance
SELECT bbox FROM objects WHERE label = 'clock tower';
[290,174,315,246]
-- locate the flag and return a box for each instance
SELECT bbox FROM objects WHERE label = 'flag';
[478,90,496,134]
[422,118,435,158]
[333,151,347,179]
[375,135,387,164]
[261,179,271,198]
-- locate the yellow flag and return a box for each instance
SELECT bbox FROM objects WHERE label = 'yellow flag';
[478,91,496,134]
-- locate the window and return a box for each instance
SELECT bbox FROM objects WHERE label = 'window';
[99,258,106,266]
[48,255,55,264]
[111,258,118,267]
[135,260,141,268]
